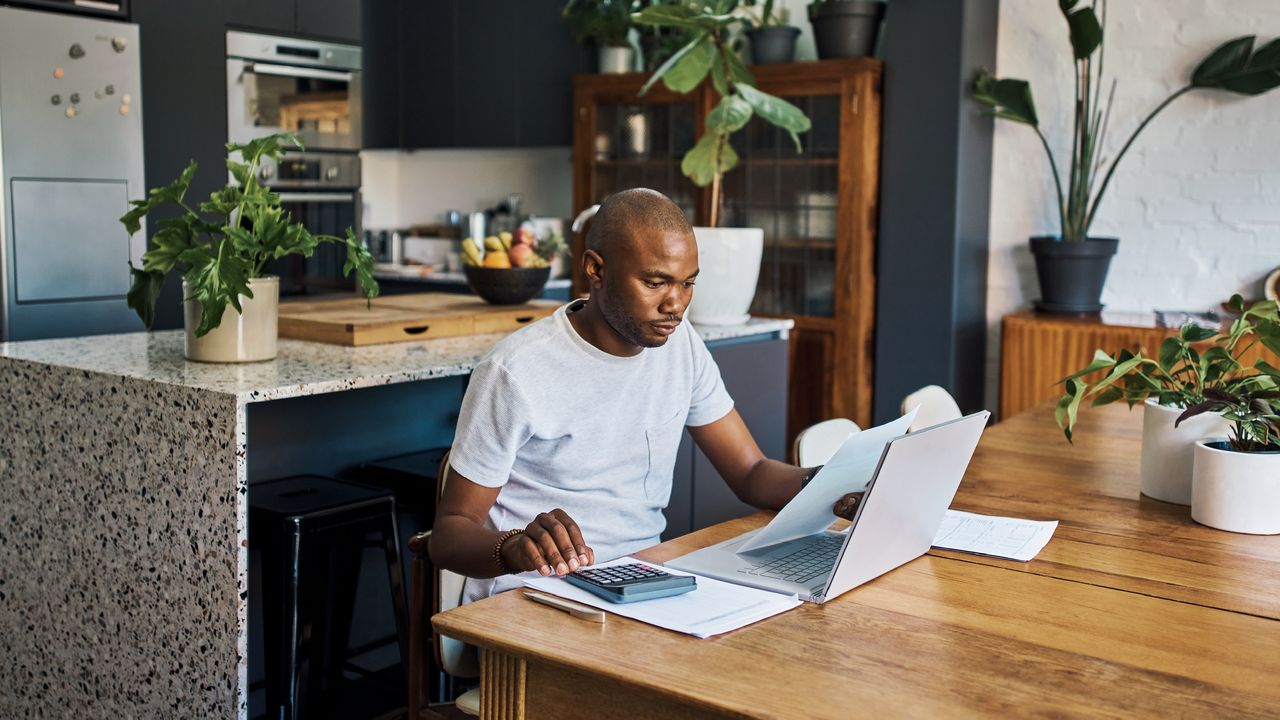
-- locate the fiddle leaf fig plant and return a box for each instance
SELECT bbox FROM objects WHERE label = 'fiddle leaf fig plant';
[634,0,811,226]
[121,133,378,337]
[973,0,1280,243]
[1056,295,1280,443]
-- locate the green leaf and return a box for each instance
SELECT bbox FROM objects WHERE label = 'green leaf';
[1180,324,1217,342]
[1157,336,1183,373]
[200,185,242,218]
[227,158,251,187]
[183,237,254,337]
[1061,348,1116,382]
[1192,36,1256,87]
[972,69,1039,126]
[706,94,753,133]
[736,84,810,149]
[126,264,165,330]
[142,218,199,274]
[661,36,716,94]
[1091,385,1125,407]
[681,131,720,186]
[722,46,755,86]
[632,5,735,32]
[1063,6,1102,60]
[709,48,730,96]
[120,160,198,235]
[338,228,380,301]
[641,32,708,95]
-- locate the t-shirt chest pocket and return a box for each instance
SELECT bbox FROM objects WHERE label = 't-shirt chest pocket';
[644,410,687,503]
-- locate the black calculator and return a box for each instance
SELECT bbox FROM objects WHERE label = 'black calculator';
[565,563,696,604]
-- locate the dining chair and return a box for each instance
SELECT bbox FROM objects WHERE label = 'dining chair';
[900,385,963,432]
[793,417,862,467]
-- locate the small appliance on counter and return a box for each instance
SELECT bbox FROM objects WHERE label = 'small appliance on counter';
[226,31,363,296]
[0,7,146,341]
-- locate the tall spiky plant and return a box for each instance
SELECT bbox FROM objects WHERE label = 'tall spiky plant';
[974,0,1280,242]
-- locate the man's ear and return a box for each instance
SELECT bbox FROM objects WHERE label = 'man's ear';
[583,249,605,289]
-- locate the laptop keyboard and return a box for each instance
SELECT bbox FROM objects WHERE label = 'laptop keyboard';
[738,534,845,583]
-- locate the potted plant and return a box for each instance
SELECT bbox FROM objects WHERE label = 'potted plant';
[1056,295,1280,506]
[1180,386,1280,535]
[741,0,800,65]
[806,0,884,60]
[633,1,811,325]
[563,0,638,74]
[974,1,1280,313]
[121,133,378,362]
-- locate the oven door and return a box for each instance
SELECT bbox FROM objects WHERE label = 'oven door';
[227,59,363,151]
[270,191,362,296]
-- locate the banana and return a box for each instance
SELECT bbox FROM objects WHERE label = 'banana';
[498,231,514,251]
[484,235,504,252]
[461,237,483,266]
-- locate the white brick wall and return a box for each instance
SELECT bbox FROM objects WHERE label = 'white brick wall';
[985,0,1280,412]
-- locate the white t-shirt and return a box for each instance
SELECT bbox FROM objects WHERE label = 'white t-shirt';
[450,299,735,602]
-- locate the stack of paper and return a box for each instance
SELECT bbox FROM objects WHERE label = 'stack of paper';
[932,510,1057,562]
[523,557,801,638]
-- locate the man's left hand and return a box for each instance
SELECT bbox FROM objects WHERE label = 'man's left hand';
[833,492,863,521]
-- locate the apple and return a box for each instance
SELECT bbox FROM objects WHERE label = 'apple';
[509,243,534,268]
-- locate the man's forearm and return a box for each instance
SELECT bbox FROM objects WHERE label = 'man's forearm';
[428,515,507,579]
[738,459,810,510]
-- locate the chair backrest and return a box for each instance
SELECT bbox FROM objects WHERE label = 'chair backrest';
[433,450,480,679]
[794,418,862,467]
[900,385,962,433]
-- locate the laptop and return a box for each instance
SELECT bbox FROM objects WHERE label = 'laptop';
[666,411,990,604]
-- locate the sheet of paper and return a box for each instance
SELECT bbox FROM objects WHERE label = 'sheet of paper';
[522,557,802,638]
[738,409,918,553]
[931,510,1058,562]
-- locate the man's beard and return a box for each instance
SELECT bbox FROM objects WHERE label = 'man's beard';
[600,292,665,349]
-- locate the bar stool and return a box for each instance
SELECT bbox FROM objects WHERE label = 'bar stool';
[250,475,410,720]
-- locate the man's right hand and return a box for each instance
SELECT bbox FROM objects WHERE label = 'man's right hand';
[500,508,595,577]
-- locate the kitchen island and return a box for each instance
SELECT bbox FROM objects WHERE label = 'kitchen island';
[0,316,792,719]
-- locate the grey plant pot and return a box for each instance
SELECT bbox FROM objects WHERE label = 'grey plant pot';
[747,26,801,65]
[808,0,885,59]
[1029,236,1119,314]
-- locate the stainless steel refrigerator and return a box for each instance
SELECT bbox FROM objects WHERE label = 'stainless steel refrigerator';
[0,6,146,341]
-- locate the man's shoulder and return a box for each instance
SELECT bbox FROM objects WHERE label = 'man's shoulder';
[479,311,566,374]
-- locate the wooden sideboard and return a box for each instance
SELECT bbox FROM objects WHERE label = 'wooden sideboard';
[1000,309,1280,420]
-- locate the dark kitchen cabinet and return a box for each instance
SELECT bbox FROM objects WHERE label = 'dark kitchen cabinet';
[226,0,361,44]
[364,0,588,149]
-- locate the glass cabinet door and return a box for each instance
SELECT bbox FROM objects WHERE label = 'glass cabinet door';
[589,101,699,221]
[720,94,841,319]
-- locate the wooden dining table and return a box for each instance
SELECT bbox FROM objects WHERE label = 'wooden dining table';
[432,402,1280,718]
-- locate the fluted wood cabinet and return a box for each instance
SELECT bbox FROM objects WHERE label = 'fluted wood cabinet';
[571,59,883,441]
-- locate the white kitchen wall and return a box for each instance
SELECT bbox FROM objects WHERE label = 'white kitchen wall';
[986,0,1280,409]
[360,147,573,229]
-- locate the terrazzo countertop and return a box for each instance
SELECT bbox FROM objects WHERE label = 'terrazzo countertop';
[0,316,793,404]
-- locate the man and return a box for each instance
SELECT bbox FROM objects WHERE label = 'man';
[430,188,861,602]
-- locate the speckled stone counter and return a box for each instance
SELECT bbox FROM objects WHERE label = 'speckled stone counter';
[0,316,792,719]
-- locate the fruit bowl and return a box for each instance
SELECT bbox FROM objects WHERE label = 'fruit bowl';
[463,265,551,305]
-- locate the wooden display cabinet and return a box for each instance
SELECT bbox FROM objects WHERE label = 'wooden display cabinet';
[571,59,883,439]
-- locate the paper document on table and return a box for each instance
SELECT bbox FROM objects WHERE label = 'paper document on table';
[523,557,801,638]
[738,409,918,554]
[932,510,1057,562]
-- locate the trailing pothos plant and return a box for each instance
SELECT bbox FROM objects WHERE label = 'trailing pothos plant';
[973,0,1280,243]
[1056,295,1280,442]
[633,0,811,226]
[121,133,378,337]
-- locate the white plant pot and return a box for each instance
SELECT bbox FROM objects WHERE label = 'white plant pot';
[1140,399,1231,505]
[183,276,279,363]
[597,45,635,74]
[1191,439,1280,534]
[688,226,763,326]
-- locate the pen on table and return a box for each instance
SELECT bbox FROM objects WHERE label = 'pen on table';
[523,591,607,623]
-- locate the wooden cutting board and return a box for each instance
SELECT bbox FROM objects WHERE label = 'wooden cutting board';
[278,293,559,346]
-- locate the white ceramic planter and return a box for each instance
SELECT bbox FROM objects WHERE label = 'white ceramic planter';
[1191,439,1280,534]
[597,45,635,74]
[183,276,279,363]
[688,226,763,326]
[1140,399,1231,505]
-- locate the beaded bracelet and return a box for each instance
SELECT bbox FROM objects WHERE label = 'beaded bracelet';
[492,528,525,574]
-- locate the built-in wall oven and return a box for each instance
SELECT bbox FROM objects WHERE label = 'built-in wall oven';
[226,31,362,295]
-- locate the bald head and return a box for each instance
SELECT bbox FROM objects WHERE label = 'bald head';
[585,188,693,259]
